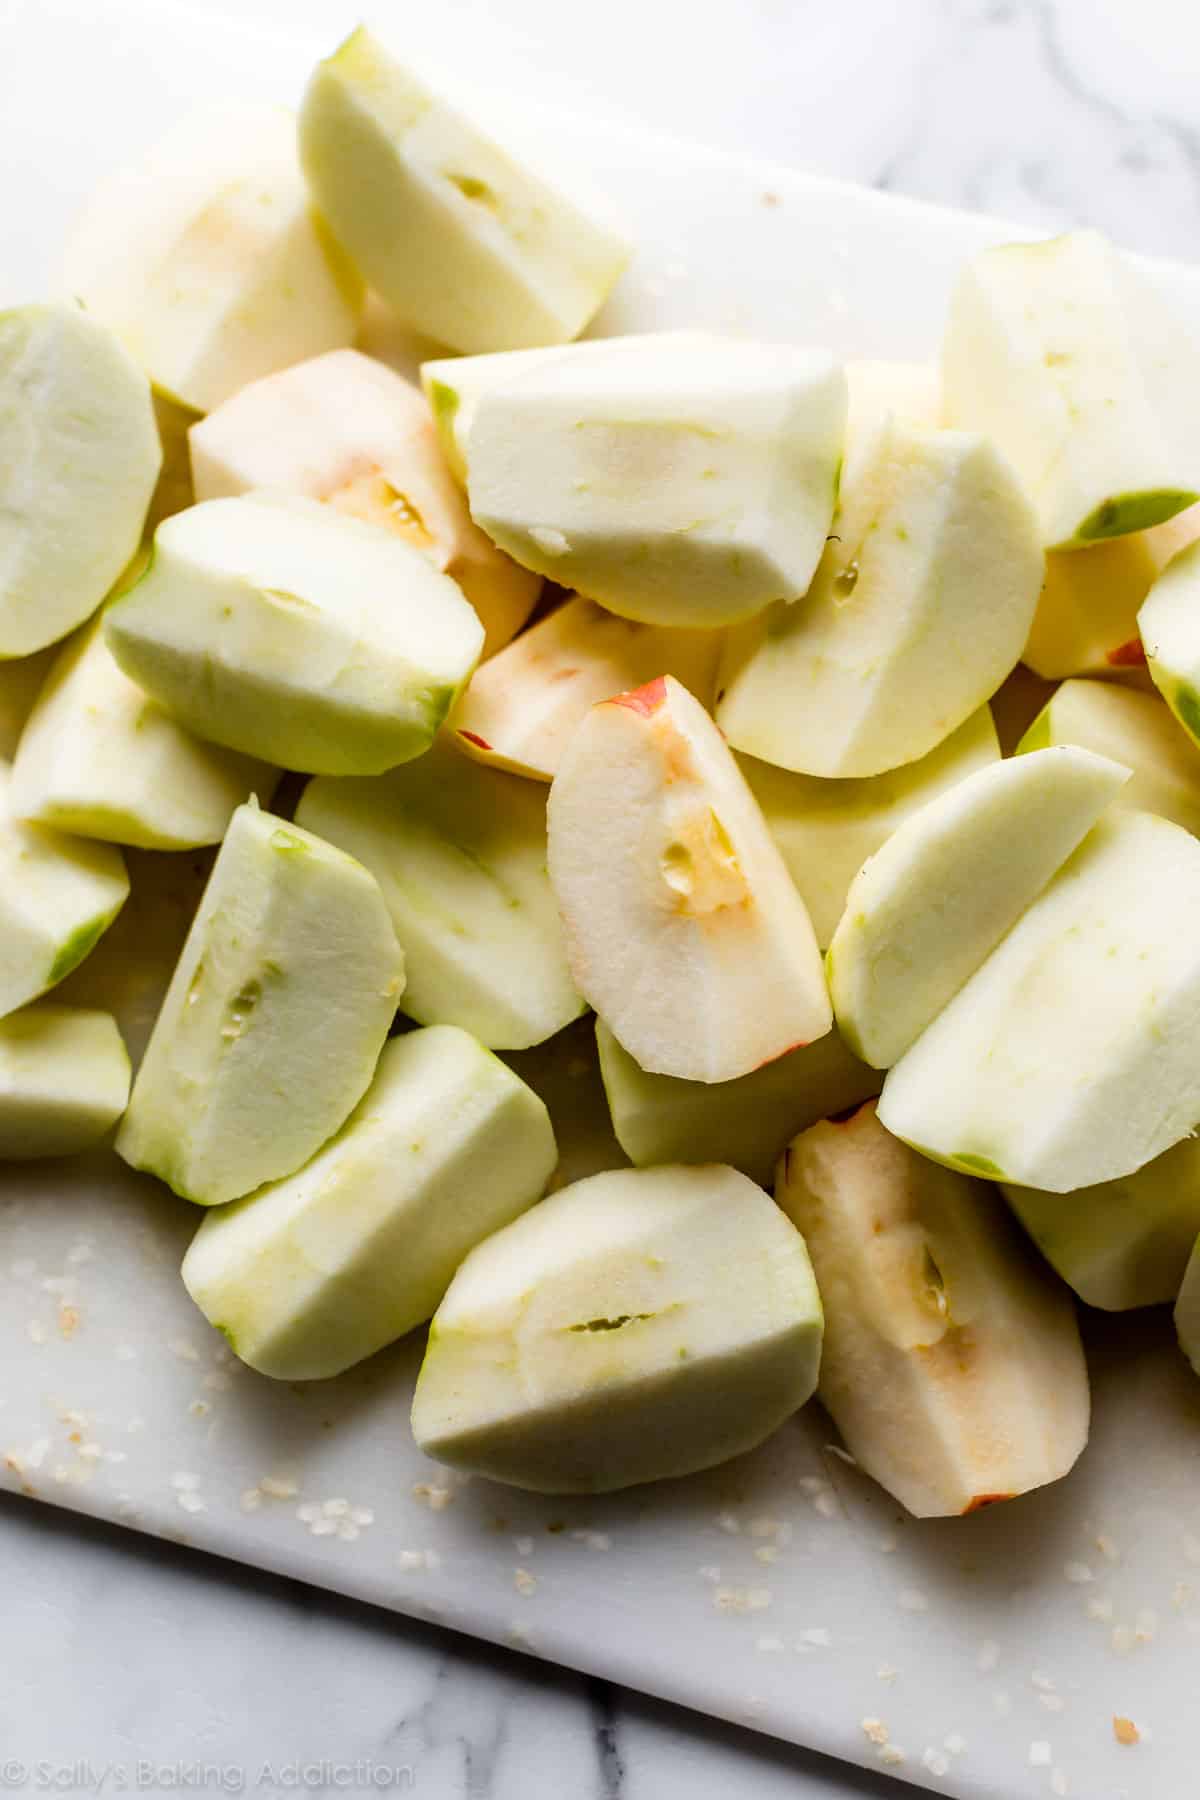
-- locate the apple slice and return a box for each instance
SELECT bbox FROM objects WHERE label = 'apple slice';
[1003,1136,1200,1311]
[1018,678,1200,838]
[0,764,128,1020]
[596,1018,878,1186]
[878,810,1200,1191]
[1175,1237,1200,1378]
[1023,506,1200,680]
[297,738,583,1050]
[117,802,403,1206]
[63,104,363,413]
[452,595,722,781]
[942,230,1200,549]
[105,495,484,776]
[0,1005,130,1159]
[11,612,274,851]
[0,304,160,657]
[716,418,1043,776]
[828,746,1130,1069]
[189,350,539,658]
[739,707,1000,949]
[466,333,846,627]
[776,1102,1089,1518]
[1138,541,1200,749]
[547,675,830,1082]
[182,1026,556,1380]
[411,1162,823,1493]
[299,28,628,353]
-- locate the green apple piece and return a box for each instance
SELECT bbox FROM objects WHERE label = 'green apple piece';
[1023,506,1200,680]
[0,1004,130,1159]
[716,417,1043,776]
[1139,540,1200,749]
[942,230,1200,550]
[117,802,403,1206]
[467,333,846,627]
[1017,678,1200,838]
[1175,1236,1200,1377]
[829,746,1130,1069]
[63,105,363,413]
[776,1102,1089,1518]
[189,349,539,658]
[0,763,128,1019]
[879,809,1200,1192]
[105,495,484,776]
[739,707,1000,949]
[0,304,160,658]
[1003,1134,1200,1311]
[412,1162,823,1493]
[11,613,274,850]
[182,1025,556,1379]
[297,738,582,1050]
[596,1017,879,1186]
[547,675,830,1083]
[452,595,722,781]
[299,28,628,354]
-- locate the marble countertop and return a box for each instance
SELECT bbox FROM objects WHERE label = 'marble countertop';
[5,1,1200,1795]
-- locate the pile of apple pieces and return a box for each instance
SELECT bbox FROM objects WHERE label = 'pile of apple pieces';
[5,24,1200,1515]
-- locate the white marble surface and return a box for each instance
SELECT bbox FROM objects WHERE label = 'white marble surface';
[4,1,1200,1796]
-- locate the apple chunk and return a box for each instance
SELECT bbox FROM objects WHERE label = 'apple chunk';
[1018,678,1200,839]
[776,1103,1089,1518]
[596,1018,879,1187]
[0,763,128,1020]
[828,746,1130,1069]
[0,1005,130,1159]
[0,305,160,657]
[189,350,539,657]
[182,1026,556,1379]
[411,1163,823,1493]
[105,496,484,776]
[11,613,274,850]
[879,810,1200,1191]
[297,738,583,1051]
[117,803,403,1206]
[717,417,1043,777]
[942,230,1200,549]
[466,333,846,627]
[299,27,629,354]
[547,675,831,1083]
[1138,541,1200,750]
[1004,1136,1200,1311]
[739,707,1000,949]
[452,595,722,781]
[63,105,363,413]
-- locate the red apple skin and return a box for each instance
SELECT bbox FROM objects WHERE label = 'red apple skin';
[610,676,669,718]
[1106,637,1147,667]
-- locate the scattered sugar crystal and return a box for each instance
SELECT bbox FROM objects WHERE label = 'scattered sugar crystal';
[177,1491,205,1514]
[921,1748,950,1777]
[240,1489,262,1513]
[861,1718,889,1747]
[322,1497,349,1517]
[1029,1741,1052,1767]
[168,1338,200,1363]
[171,1471,201,1491]
[514,1568,538,1596]
[259,1475,298,1499]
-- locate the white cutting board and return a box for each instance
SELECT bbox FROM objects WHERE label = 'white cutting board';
[4,3,1200,1795]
